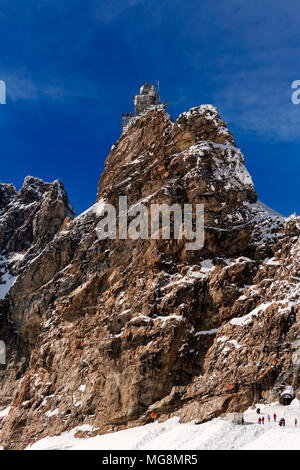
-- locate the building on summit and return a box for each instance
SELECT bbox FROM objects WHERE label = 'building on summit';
[121,82,167,132]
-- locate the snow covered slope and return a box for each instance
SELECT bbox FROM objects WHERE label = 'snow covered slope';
[0,257,16,299]
[25,400,300,451]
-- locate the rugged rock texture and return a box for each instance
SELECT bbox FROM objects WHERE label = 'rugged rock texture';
[0,106,298,449]
[0,177,74,261]
[0,177,74,444]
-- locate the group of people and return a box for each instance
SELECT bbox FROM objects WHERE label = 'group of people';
[257,410,297,427]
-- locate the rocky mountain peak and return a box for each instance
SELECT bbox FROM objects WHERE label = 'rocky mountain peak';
[0,176,75,281]
[98,105,256,210]
[0,103,298,450]
[0,183,16,214]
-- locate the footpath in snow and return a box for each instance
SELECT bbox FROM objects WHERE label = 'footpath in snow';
[25,399,300,450]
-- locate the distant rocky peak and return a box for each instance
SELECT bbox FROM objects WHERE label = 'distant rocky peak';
[51,179,75,216]
[13,176,73,215]
[0,176,75,273]
[23,175,45,187]
[19,176,51,205]
[0,183,16,213]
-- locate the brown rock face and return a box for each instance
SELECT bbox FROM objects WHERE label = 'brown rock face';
[0,106,298,449]
[0,177,75,445]
[0,177,74,259]
[0,184,16,212]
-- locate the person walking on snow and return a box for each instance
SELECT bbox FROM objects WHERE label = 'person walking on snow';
[280,418,285,427]
[262,417,264,424]
[273,413,277,422]
[258,417,261,424]
[267,414,271,423]
[295,418,297,427]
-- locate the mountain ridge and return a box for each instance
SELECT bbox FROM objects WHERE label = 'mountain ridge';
[0,105,299,449]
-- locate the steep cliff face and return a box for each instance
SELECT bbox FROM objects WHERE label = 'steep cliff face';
[0,177,74,259]
[0,106,298,449]
[0,176,74,312]
[0,177,75,440]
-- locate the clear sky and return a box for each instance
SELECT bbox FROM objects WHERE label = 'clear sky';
[0,0,299,215]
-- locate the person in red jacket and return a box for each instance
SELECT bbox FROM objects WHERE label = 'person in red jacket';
[262,416,265,424]
[258,417,261,424]
[273,413,277,422]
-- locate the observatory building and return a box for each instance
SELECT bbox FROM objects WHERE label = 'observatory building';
[121,83,167,132]
[134,83,159,115]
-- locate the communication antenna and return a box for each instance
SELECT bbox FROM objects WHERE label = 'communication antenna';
[156,80,160,104]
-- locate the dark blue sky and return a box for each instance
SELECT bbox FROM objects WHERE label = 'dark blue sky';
[0,0,299,215]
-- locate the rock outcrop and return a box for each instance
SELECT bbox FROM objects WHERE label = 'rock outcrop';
[0,177,74,446]
[0,106,298,449]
